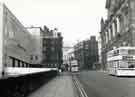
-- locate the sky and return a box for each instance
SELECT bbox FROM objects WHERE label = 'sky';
[1,0,107,47]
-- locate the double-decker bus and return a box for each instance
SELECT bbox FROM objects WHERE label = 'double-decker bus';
[107,47,135,76]
[71,60,79,72]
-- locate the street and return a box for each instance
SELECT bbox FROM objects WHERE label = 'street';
[75,71,135,97]
[1,1,135,97]
[26,71,135,97]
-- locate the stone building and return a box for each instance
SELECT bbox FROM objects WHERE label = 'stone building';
[41,26,63,68]
[74,41,84,70]
[26,27,43,66]
[88,36,99,69]
[74,36,98,70]
[63,48,77,71]
[100,0,135,69]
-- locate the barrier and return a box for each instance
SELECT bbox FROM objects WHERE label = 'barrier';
[0,70,58,97]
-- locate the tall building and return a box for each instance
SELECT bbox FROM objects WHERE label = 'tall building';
[88,36,99,69]
[74,36,99,70]
[26,27,43,66]
[63,48,75,71]
[100,0,135,69]
[41,26,63,68]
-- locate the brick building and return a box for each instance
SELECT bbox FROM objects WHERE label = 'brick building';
[100,0,135,69]
[74,36,98,70]
[41,26,63,68]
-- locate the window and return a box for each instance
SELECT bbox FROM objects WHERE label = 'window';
[112,22,116,37]
[9,31,15,38]
[116,17,120,33]
[31,55,33,60]
[105,31,108,43]
[119,61,128,68]
[119,49,128,55]
[107,30,109,42]
[5,26,9,36]
[43,47,46,51]
[119,15,124,32]
[85,44,89,49]
[35,56,38,60]
[128,50,135,55]
[114,50,119,56]
[51,47,55,51]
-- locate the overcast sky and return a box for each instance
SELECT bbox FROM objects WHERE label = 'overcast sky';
[1,0,107,46]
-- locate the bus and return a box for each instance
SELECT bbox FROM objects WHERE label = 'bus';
[70,60,79,72]
[107,47,135,76]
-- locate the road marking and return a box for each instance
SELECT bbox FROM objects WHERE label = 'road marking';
[72,76,88,97]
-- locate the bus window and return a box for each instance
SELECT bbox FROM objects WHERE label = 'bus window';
[114,50,119,56]
[128,61,135,68]
[121,61,129,68]
[119,49,128,55]
[128,49,135,55]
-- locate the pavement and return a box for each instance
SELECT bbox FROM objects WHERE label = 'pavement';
[27,72,76,97]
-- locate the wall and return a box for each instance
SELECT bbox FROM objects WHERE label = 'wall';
[0,3,4,76]
[27,27,43,65]
[2,4,34,67]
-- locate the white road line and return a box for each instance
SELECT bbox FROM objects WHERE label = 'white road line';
[74,79,85,97]
[73,76,88,97]
[75,79,88,97]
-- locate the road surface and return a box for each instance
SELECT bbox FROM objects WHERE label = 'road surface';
[27,71,135,97]
[75,71,135,97]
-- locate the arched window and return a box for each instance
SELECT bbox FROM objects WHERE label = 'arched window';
[119,15,124,32]
[114,20,117,34]
[105,31,108,43]
[107,30,109,42]
[116,17,120,33]
[112,22,116,37]
[103,32,106,44]
[108,28,111,41]
[110,26,113,39]
[101,34,104,45]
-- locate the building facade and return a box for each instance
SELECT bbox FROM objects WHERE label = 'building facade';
[74,41,84,70]
[100,0,135,69]
[41,26,63,68]
[63,48,77,71]
[74,36,99,70]
[26,27,43,66]
[0,3,41,72]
